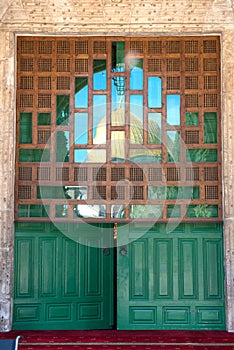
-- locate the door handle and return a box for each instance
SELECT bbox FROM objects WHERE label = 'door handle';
[120,245,127,256]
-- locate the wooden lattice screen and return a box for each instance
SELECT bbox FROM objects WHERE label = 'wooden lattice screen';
[16,36,222,222]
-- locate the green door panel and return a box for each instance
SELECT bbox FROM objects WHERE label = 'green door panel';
[117,223,225,330]
[14,223,114,330]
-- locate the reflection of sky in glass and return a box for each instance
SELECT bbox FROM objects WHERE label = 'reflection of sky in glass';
[74,149,106,163]
[93,60,106,90]
[148,77,162,108]
[74,78,88,108]
[74,113,88,144]
[166,94,180,125]
[130,95,143,121]
[93,95,106,143]
[130,59,143,90]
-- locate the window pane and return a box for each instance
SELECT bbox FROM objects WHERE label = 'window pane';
[93,95,106,144]
[111,131,125,162]
[167,205,181,218]
[130,204,162,218]
[166,94,180,125]
[38,113,51,126]
[148,77,162,108]
[74,113,88,144]
[75,77,88,108]
[148,113,161,144]
[19,149,50,162]
[186,204,218,218]
[130,95,143,144]
[167,131,180,162]
[204,112,217,143]
[56,131,69,162]
[186,112,198,126]
[186,149,217,162]
[111,205,125,218]
[112,77,125,113]
[74,149,106,163]
[112,41,125,70]
[93,59,106,90]
[130,59,143,90]
[18,204,50,218]
[55,205,68,218]
[56,95,70,125]
[130,149,161,163]
[74,204,106,218]
[20,112,32,143]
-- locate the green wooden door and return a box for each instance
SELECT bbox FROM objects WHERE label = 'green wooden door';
[13,223,114,330]
[117,223,225,330]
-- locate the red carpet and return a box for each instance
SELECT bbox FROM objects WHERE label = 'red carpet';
[1,330,234,349]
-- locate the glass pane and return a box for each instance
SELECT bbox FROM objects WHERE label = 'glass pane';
[186,149,217,162]
[19,149,50,162]
[74,204,106,218]
[130,149,161,163]
[112,41,125,70]
[166,94,180,125]
[55,204,68,218]
[112,78,125,112]
[186,204,218,218]
[167,205,181,218]
[18,204,50,218]
[56,131,69,162]
[56,95,70,125]
[148,113,161,144]
[130,95,143,144]
[74,113,88,144]
[111,205,125,218]
[148,77,162,108]
[20,113,32,143]
[93,60,106,90]
[38,113,51,126]
[74,149,106,163]
[167,131,180,162]
[130,59,143,90]
[111,131,125,162]
[75,77,88,108]
[148,186,166,200]
[93,95,106,144]
[130,204,162,218]
[204,112,217,143]
[111,107,125,127]
[37,186,66,199]
[186,112,198,126]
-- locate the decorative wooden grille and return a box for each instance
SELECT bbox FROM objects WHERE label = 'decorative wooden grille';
[16,36,221,222]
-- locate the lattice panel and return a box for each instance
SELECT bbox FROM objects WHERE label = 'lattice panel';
[56,167,69,181]
[19,167,32,181]
[148,41,162,54]
[185,131,199,144]
[56,77,70,90]
[75,41,88,55]
[18,185,32,199]
[130,40,143,54]
[20,76,34,90]
[186,167,200,181]
[74,167,88,182]
[38,40,52,54]
[37,167,51,181]
[16,36,221,222]
[185,40,199,54]
[167,76,180,90]
[75,59,88,73]
[37,130,51,144]
[185,76,198,90]
[148,58,162,72]
[38,77,51,90]
[111,168,125,181]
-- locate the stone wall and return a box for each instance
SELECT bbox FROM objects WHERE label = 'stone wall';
[1,0,234,331]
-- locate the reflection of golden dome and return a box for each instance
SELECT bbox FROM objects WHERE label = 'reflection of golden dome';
[88,108,161,162]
